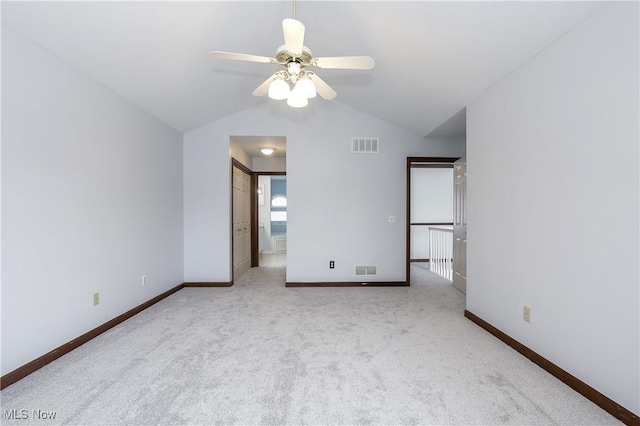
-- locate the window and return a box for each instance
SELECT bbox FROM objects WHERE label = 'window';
[271,196,287,208]
[271,195,287,222]
[270,211,287,222]
[270,184,287,234]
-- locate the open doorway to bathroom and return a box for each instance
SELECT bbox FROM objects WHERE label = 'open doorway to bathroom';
[257,174,287,267]
[229,135,286,274]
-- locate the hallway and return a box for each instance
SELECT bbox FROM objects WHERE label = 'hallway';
[259,251,287,268]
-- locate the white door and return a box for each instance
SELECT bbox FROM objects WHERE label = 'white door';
[232,165,251,280]
[453,157,467,294]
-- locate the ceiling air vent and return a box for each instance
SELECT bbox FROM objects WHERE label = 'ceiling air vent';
[352,138,379,153]
[355,266,378,276]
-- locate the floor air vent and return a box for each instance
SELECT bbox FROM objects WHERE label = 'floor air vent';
[355,266,378,276]
[352,138,379,153]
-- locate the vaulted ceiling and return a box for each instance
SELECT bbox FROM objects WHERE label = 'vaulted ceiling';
[2,1,603,137]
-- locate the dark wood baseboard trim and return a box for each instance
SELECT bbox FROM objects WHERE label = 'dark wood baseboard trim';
[286,281,408,287]
[183,282,233,287]
[464,310,639,425]
[411,259,430,263]
[0,283,185,390]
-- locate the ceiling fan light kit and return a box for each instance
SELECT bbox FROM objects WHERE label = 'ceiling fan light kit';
[269,70,317,107]
[296,77,316,99]
[268,77,290,100]
[210,3,374,109]
[287,90,308,108]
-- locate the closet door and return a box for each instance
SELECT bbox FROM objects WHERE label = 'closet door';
[453,157,467,294]
[232,165,251,280]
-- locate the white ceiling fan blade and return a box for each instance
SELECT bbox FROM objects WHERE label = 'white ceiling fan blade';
[252,73,279,96]
[282,18,305,56]
[313,56,375,70]
[210,51,275,64]
[308,73,336,100]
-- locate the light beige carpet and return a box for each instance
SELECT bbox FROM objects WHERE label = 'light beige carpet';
[0,265,620,425]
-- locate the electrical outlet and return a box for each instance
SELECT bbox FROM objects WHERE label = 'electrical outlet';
[329,261,335,269]
[142,275,147,286]
[93,292,100,306]
[523,306,531,323]
[388,215,397,223]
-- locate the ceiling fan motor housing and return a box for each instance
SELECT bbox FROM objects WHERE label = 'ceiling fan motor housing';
[275,44,313,66]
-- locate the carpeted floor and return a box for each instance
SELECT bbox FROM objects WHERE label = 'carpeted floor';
[0,265,620,425]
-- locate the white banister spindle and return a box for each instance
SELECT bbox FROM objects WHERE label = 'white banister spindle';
[429,227,453,281]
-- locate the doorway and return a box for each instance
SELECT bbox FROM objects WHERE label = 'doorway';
[257,174,287,267]
[229,135,286,280]
[406,157,460,285]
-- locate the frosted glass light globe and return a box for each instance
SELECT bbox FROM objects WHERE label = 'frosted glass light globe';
[287,87,308,108]
[296,78,316,99]
[268,79,290,100]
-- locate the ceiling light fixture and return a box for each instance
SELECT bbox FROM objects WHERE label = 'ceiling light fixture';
[210,0,375,110]
[268,74,290,100]
[260,147,276,156]
[287,84,308,108]
[267,69,317,107]
[295,77,316,99]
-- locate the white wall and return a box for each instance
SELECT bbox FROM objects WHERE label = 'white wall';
[424,135,466,155]
[410,168,454,223]
[253,156,286,173]
[1,27,184,376]
[467,2,639,414]
[229,138,251,169]
[184,102,464,283]
[410,168,454,259]
[258,175,273,252]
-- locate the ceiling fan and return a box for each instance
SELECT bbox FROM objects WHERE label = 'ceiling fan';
[210,4,375,108]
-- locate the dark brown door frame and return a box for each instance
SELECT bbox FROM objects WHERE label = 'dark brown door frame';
[406,157,460,285]
[251,171,286,267]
